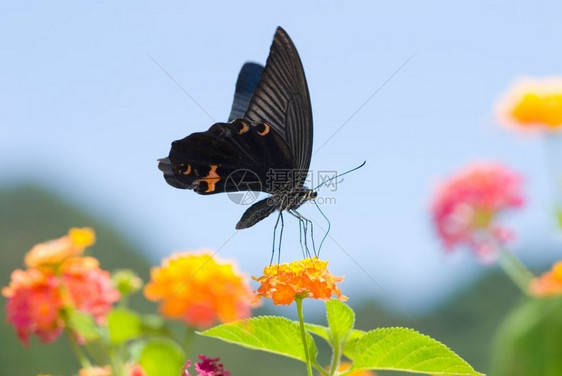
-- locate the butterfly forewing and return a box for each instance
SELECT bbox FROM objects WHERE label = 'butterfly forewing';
[244,27,313,183]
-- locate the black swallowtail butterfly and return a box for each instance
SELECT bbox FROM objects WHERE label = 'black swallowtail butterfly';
[159,27,316,230]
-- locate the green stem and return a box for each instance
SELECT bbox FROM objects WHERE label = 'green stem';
[184,326,197,356]
[314,360,329,376]
[66,328,92,370]
[296,297,313,376]
[498,246,534,294]
[109,343,126,376]
[328,333,342,376]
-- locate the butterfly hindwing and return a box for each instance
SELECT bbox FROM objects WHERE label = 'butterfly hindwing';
[159,119,295,195]
[228,63,264,122]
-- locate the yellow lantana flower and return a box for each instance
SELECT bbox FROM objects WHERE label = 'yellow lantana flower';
[144,251,257,328]
[496,77,562,131]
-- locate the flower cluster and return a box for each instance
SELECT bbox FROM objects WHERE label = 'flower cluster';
[2,228,119,345]
[496,77,562,131]
[79,363,146,376]
[338,363,376,376]
[254,257,347,305]
[529,261,562,297]
[182,355,230,376]
[431,163,524,261]
[144,251,257,328]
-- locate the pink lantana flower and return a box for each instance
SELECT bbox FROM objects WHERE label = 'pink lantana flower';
[2,268,64,345]
[182,355,230,376]
[2,228,120,345]
[431,163,524,261]
[79,363,146,376]
[61,257,120,325]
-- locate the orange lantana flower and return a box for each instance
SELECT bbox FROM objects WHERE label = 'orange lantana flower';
[529,261,562,297]
[79,366,112,376]
[338,362,376,376]
[144,251,257,328]
[254,257,347,305]
[496,77,562,132]
[25,227,96,268]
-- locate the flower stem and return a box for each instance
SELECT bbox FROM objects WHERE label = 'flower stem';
[296,297,313,376]
[328,333,341,376]
[184,326,196,355]
[65,328,91,370]
[498,246,534,294]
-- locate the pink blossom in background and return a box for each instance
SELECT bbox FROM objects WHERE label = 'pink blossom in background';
[2,268,64,345]
[431,163,524,262]
[2,229,120,346]
[182,355,230,376]
[194,355,230,376]
[61,257,120,325]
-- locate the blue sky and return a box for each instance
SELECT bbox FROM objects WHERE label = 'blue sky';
[2,1,562,313]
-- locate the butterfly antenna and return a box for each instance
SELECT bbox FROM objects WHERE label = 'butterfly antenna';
[313,161,366,191]
[314,200,331,254]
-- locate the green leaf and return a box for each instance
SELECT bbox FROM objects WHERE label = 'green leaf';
[348,327,483,376]
[326,299,355,348]
[342,329,367,357]
[140,314,170,337]
[201,316,318,363]
[108,308,142,344]
[138,338,185,376]
[304,323,330,342]
[556,207,562,230]
[305,322,366,355]
[491,297,562,376]
[67,310,99,341]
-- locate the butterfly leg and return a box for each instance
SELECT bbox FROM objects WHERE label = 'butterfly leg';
[289,209,316,258]
[297,215,307,258]
[313,200,330,256]
[271,210,284,265]
[296,209,317,257]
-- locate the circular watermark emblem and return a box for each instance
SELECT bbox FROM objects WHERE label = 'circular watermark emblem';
[225,169,262,205]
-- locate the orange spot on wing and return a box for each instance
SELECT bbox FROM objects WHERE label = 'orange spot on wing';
[198,165,220,192]
[182,164,192,175]
[257,123,270,136]
[238,122,249,134]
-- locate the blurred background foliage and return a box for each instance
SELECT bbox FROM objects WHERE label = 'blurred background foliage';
[2,184,549,376]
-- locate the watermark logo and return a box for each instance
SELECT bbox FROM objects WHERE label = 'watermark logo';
[225,169,262,205]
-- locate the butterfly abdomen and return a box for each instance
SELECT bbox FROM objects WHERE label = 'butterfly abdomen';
[235,188,316,229]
